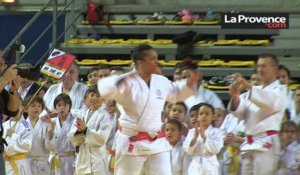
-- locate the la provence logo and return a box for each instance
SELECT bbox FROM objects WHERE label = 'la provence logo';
[221,13,289,29]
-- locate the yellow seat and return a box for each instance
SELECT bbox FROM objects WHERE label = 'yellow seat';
[106,60,133,66]
[164,21,191,25]
[193,21,219,25]
[159,60,182,66]
[198,60,224,67]
[222,61,256,67]
[289,84,300,90]
[150,39,173,45]
[237,40,270,46]
[214,39,240,46]
[109,20,136,25]
[136,20,164,25]
[75,59,108,66]
[203,82,229,90]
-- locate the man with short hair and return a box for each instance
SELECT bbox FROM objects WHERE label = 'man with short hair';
[228,54,288,175]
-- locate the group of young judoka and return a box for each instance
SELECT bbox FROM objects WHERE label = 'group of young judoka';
[2,44,300,175]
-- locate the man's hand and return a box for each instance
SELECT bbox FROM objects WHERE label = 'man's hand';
[2,64,18,82]
[10,75,21,92]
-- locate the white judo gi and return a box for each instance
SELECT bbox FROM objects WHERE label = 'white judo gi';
[43,81,88,116]
[184,85,225,111]
[46,114,75,175]
[228,80,288,175]
[170,136,191,175]
[277,141,300,175]
[27,118,51,175]
[220,114,245,175]
[3,119,32,175]
[68,105,112,175]
[98,72,196,175]
[183,126,224,175]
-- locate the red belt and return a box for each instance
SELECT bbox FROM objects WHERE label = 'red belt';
[246,130,278,144]
[118,126,166,152]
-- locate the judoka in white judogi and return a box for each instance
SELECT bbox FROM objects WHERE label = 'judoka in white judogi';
[170,136,191,175]
[277,141,300,175]
[98,72,196,175]
[183,126,224,175]
[228,80,288,175]
[3,118,32,175]
[27,118,51,175]
[45,113,75,175]
[68,105,112,175]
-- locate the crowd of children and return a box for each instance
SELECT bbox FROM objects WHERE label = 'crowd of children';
[1,44,300,175]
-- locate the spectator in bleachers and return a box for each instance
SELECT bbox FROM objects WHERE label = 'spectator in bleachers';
[278,64,294,110]
[173,62,184,81]
[110,66,125,76]
[98,64,111,79]
[181,61,225,111]
[43,63,88,116]
[228,54,288,175]
[289,86,300,126]
[277,121,300,175]
[87,66,100,86]
[249,73,261,86]
[17,63,42,101]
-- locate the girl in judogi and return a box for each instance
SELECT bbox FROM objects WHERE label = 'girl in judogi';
[68,85,112,175]
[44,94,75,175]
[277,121,300,175]
[169,101,189,136]
[164,119,191,175]
[183,102,224,175]
[3,105,32,175]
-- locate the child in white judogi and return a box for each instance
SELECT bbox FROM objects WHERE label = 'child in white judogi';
[220,113,245,175]
[183,103,224,175]
[277,121,300,175]
[26,96,51,175]
[44,94,75,175]
[164,119,191,175]
[68,86,112,175]
[3,110,32,175]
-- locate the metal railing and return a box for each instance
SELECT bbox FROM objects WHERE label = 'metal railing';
[3,0,80,67]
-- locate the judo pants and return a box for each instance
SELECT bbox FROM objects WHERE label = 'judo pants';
[115,151,172,175]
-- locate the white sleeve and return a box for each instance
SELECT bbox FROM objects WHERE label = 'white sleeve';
[203,129,224,155]
[6,121,32,154]
[249,85,287,114]
[85,113,112,147]
[183,129,202,155]
[167,79,196,103]
[228,94,249,120]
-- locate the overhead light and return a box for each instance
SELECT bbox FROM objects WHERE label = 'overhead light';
[2,0,15,4]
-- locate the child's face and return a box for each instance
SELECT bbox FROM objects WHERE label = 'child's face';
[214,109,225,128]
[169,104,186,122]
[87,70,99,85]
[189,109,198,128]
[164,123,181,146]
[280,127,298,146]
[88,92,103,109]
[163,103,173,119]
[26,102,43,119]
[197,106,214,128]
[105,99,117,115]
[55,101,70,118]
